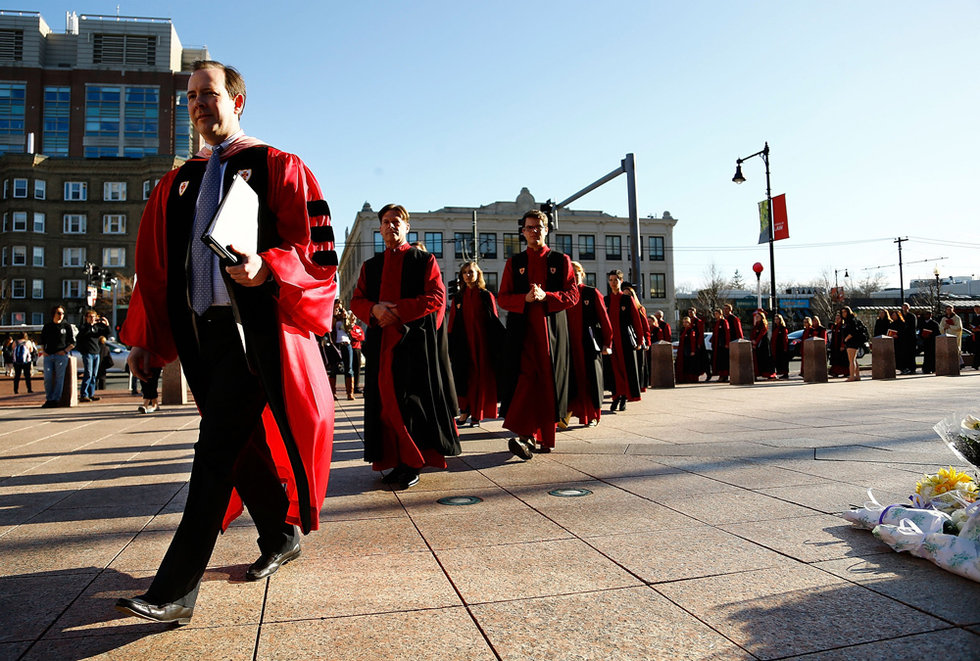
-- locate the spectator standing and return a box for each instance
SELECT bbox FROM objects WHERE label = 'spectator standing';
[331,301,355,400]
[900,303,918,373]
[940,305,964,364]
[919,311,941,373]
[39,305,75,407]
[829,312,849,377]
[771,313,790,379]
[348,313,364,393]
[872,310,890,338]
[12,332,35,394]
[448,261,503,427]
[2,336,13,375]
[751,310,775,380]
[840,306,864,381]
[76,309,111,402]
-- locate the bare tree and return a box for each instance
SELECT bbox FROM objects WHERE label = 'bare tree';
[695,263,731,313]
[805,272,836,327]
[853,271,887,298]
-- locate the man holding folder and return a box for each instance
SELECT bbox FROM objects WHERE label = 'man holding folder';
[116,60,336,625]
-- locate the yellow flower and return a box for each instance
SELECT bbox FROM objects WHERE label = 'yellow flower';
[916,467,978,503]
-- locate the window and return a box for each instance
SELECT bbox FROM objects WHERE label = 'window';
[454,232,474,260]
[31,312,43,325]
[648,236,665,261]
[143,180,152,200]
[11,211,26,231]
[503,233,521,259]
[605,235,622,260]
[34,179,45,199]
[64,181,87,201]
[406,231,418,245]
[102,247,126,268]
[31,279,43,299]
[1,246,5,265]
[174,90,193,159]
[62,279,85,299]
[62,247,86,267]
[373,231,384,254]
[553,233,572,256]
[11,278,25,298]
[42,86,70,156]
[479,232,497,259]
[650,273,666,299]
[579,235,596,260]
[586,273,597,288]
[64,214,87,234]
[423,232,443,258]
[32,212,44,233]
[84,84,159,157]
[484,272,498,293]
[11,245,26,265]
[32,246,43,266]
[103,214,126,234]
[103,182,127,201]
[0,82,26,153]
[12,177,26,198]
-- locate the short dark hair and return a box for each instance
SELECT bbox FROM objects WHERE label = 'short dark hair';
[192,60,246,111]
[50,304,65,316]
[607,269,624,280]
[378,204,409,224]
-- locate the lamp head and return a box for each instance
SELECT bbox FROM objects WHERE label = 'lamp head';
[732,163,746,184]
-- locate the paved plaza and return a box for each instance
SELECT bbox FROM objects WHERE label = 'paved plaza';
[1,370,979,660]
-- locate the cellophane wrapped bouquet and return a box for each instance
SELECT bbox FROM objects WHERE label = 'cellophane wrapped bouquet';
[841,412,980,582]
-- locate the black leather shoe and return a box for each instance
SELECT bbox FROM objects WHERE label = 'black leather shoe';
[508,437,533,460]
[246,542,301,581]
[115,596,192,626]
[380,465,406,484]
[397,470,420,490]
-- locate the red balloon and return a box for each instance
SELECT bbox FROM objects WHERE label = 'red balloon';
[752,262,764,274]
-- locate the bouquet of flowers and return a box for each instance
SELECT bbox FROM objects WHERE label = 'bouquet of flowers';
[934,413,980,468]
[840,413,980,582]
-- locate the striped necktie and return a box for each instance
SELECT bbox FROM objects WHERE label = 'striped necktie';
[190,144,223,315]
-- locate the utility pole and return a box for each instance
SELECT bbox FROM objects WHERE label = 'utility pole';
[471,210,478,264]
[894,237,908,306]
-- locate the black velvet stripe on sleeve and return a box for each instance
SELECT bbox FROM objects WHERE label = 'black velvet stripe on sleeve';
[310,225,334,243]
[307,199,331,218]
[312,250,338,266]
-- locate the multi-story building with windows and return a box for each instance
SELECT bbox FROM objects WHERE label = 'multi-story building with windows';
[337,187,677,317]
[0,10,208,325]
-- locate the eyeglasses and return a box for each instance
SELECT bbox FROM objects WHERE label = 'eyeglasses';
[523,225,545,233]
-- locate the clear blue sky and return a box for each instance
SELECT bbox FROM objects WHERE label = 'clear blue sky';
[37,1,980,291]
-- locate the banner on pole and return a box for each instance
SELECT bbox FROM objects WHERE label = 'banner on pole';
[757,199,769,244]
[772,194,789,241]
[86,285,97,306]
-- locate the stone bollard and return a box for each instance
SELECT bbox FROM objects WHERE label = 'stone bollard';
[729,339,754,385]
[161,359,189,405]
[802,338,828,383]
[871,336,896,380]
[935,336,961,376]
[648,341,675,388]
[58,356,80,407]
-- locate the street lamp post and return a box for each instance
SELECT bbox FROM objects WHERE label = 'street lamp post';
[752,261,764,311]
[733,142,777,315]
[934,267,942,317]
[835,268,849,303]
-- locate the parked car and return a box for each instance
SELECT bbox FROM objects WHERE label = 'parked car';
[788,330,805,358]
[672,331,713,360]
[825,329,868,359]
[38,340,131,374]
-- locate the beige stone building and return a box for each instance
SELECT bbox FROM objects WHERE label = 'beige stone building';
[337,188,677,315]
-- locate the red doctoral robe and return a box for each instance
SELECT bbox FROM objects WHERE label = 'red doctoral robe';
[497,246,578,447]
[122,140,335,533]
[608,291,645,401]
[567,284,613,425]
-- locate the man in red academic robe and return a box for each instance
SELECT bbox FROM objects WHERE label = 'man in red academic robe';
[115,61,336,626]
[567,261,613,427]
[605,271,645,411]
[653,310,672,343]
[723,304,743,341]
[350,204,460,489]
[498,210,579,457]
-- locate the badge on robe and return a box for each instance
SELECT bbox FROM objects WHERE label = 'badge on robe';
[178,181,189,196]
[237,169,252,182]
[550,267,557,274]
[584,299,591,306]
[518,267,525,275]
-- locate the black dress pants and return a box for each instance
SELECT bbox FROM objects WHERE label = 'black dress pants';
[145,308,295,607]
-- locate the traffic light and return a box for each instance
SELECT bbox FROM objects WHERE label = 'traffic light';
[540,200,557,230]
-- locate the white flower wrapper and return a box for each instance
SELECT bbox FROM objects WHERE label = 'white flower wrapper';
[933,412,980,468]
